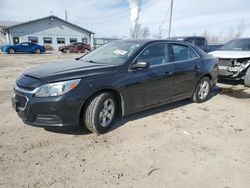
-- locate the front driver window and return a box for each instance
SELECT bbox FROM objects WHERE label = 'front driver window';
[137,43,168,67]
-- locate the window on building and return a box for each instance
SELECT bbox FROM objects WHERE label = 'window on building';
[13,37,19,44]
[70,38,77,43]
[28,37,38,43]
[82,38,88,43]
[43,37,52,44]
[57,38,65,44]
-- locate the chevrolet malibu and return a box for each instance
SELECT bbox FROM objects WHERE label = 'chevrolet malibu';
[12,40,218,133]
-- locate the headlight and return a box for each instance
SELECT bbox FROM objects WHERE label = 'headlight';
[34,79,81,97]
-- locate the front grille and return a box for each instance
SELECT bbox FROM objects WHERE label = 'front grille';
[218,59,232,66]
[15,94,27,109]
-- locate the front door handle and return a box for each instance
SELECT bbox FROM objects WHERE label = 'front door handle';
[195,65,200,70]
[165,71,173,76]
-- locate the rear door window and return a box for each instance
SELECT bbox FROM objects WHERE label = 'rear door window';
[170,44,199,62]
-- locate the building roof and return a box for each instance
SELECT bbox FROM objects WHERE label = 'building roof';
[0,20,21,27]
[6,15,95,34]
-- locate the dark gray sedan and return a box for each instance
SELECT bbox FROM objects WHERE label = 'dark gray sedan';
[12,40,218,133]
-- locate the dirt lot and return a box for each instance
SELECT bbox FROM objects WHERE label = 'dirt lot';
[0,53,250,188]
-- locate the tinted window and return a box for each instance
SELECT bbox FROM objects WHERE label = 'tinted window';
[43,37,52,44]
[221,39,250,51]
[57,38,65,44]
[28,37,38,43]
[21,42,29,46]
[137,43,169,67]
[185,38,195,45]
[171,44,199,62]
[196,38,206,46]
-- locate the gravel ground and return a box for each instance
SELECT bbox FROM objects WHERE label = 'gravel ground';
[0,53,250,188]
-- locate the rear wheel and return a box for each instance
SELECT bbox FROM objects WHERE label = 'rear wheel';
[34,48,41,54]
[8,48,15,54]
[191,77,211,103]
[244,67,250,87]
[84,92,117,134]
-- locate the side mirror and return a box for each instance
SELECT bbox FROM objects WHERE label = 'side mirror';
[131,61,149,70]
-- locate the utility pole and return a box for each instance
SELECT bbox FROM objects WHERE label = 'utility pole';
[65,10,68,21]
[168,0,174,37]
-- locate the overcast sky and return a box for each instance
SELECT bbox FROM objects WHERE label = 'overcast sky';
[0,0,249,39]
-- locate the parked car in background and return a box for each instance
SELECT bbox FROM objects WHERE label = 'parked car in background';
[12,40,218,134]
[1,42,45,54]
[58,42,91,53]
[209,38,250,87]
[168,36,223,53]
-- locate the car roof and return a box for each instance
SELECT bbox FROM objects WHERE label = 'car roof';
[116,39,198,48]
[119,39,188,44]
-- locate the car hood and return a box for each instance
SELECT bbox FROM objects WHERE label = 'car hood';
[209,50,250,59]
[24,60,116,83]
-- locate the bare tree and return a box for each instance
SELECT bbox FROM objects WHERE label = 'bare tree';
[201,21,246,43]
[130,24,150,39]
[130,23,142,38]
[142,27,150,38]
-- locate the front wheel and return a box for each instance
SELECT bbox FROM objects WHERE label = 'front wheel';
[8,48,15,54]
[244,67,250,87]
[84,92,117,134]
[191,77,211,103]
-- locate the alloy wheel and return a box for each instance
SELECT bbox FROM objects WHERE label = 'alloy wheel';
[198,80,209,99]
[99,98,115,127]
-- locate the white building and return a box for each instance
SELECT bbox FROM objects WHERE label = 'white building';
[2,16,95,50]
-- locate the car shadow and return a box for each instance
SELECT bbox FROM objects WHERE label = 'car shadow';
[45,87,220,135]
[217,79,250,99]
[218,78,244,86]
[44,127,91,135]
[107,87,219,133]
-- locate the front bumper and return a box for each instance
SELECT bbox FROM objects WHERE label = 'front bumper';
[11,87,85,128]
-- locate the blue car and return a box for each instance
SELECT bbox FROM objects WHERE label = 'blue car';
[1,42,46,54]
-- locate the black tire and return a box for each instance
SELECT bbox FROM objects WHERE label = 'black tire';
[84,92,117,134]
[8,48,15,54]
[34,48,41,54]
[191,77,211,103]
[244,67,250,87]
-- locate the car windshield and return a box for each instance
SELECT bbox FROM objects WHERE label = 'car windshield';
[80,40,144,65]
[221,39,250,51]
